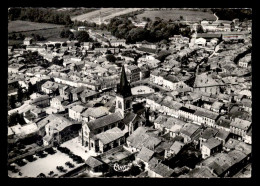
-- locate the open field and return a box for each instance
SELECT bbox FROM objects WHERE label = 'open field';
[136,9,216,22]
[71,8,143,24]
[8,20,64,33]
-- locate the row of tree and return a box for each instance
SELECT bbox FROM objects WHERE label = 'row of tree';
[8,8,73,25]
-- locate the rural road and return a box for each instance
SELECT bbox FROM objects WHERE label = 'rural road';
[72,8,142,23]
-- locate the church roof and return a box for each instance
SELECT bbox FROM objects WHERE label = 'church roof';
[117,65,132,98]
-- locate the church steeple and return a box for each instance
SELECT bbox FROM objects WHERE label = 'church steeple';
[117,65,132,98]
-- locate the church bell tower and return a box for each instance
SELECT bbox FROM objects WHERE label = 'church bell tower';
[115,65,132,118]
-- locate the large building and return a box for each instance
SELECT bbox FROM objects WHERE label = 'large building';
[79,66,146,154]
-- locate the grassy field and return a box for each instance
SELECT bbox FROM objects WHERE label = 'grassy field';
[136,9,216,22]
[8,20,64,33]
[8,20,65,42]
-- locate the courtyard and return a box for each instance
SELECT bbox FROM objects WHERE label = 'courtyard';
[61,136,97,161]
[8,150,84,178]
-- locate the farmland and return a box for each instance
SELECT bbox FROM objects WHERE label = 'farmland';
[8,20,64,33]
[71,8,143,24]
[136,9,216,22]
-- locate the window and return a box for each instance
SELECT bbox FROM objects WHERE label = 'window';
[91,143,94,148]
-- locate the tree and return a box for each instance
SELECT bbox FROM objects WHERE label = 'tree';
[27,82,34,95]
[105,50,112,54]
[75,31,89,43]
[9,95,16,109]
[106,54,116,62]
[17,87,23,103]
[68,33,74,41]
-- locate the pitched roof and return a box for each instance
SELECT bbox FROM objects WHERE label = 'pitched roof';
[170,141,184,154]
[215,129,230,140]
[96,127,125,145]
[202,137,222,149]
[70,105,86,113]
[180,123,200,137]
[201,128,219,140]
[87,112,123,131]
[81,106,109,118]
[85,156,104,168]
[184,166,217,178]
[126,127,161,150]
[148,162,174,177]
[136,147,155,162]
[230,118,251,131]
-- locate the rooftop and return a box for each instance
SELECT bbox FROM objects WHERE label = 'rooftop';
[202,137,222,149]
[87,112,123,131]
[96,127,125,145]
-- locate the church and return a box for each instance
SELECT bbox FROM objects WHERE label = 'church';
[79,66,146,154]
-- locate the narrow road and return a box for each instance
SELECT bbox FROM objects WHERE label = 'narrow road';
[195,40,223,75]
[214,12,219,22]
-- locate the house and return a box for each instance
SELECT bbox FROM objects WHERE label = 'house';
[82,42,93,50]
[85,156,106,175]
[154,141,175,160]
[243,128,251,145]
[147,160,174,177]
[9,122,38,140]
[241,98,252,113]
[68,104,86,121]
[96,127,125,153]
[78,26,86,31]
[211,101,224,113]
[215,129,230,145]
[24,37,33,45]
[41,81,60,95]
[125,127,161,153]
[42,114,81,146]
[215,116,231,132]
[110,39,126,47]
[154,114,186,136]
[179,123,202,144]
[49,96,68,113]
[201,137,222,159]
[30,95,50,108]
[70,86,85,102]
[8,64,25,74]
[200,149,249,177]
[168,141,185,158]
[199,128,219,149]
[136,146,155,168]
[195,38,206,47]
[230,118,251,140]
[180,166,217,178]
[125,65,141,83]
[194,72,223,95]
[81,106,109,122]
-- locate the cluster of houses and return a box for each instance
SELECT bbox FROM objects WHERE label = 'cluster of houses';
[8,15,252,178]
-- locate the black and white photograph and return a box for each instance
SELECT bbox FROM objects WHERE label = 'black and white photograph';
[7,7,252,178]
